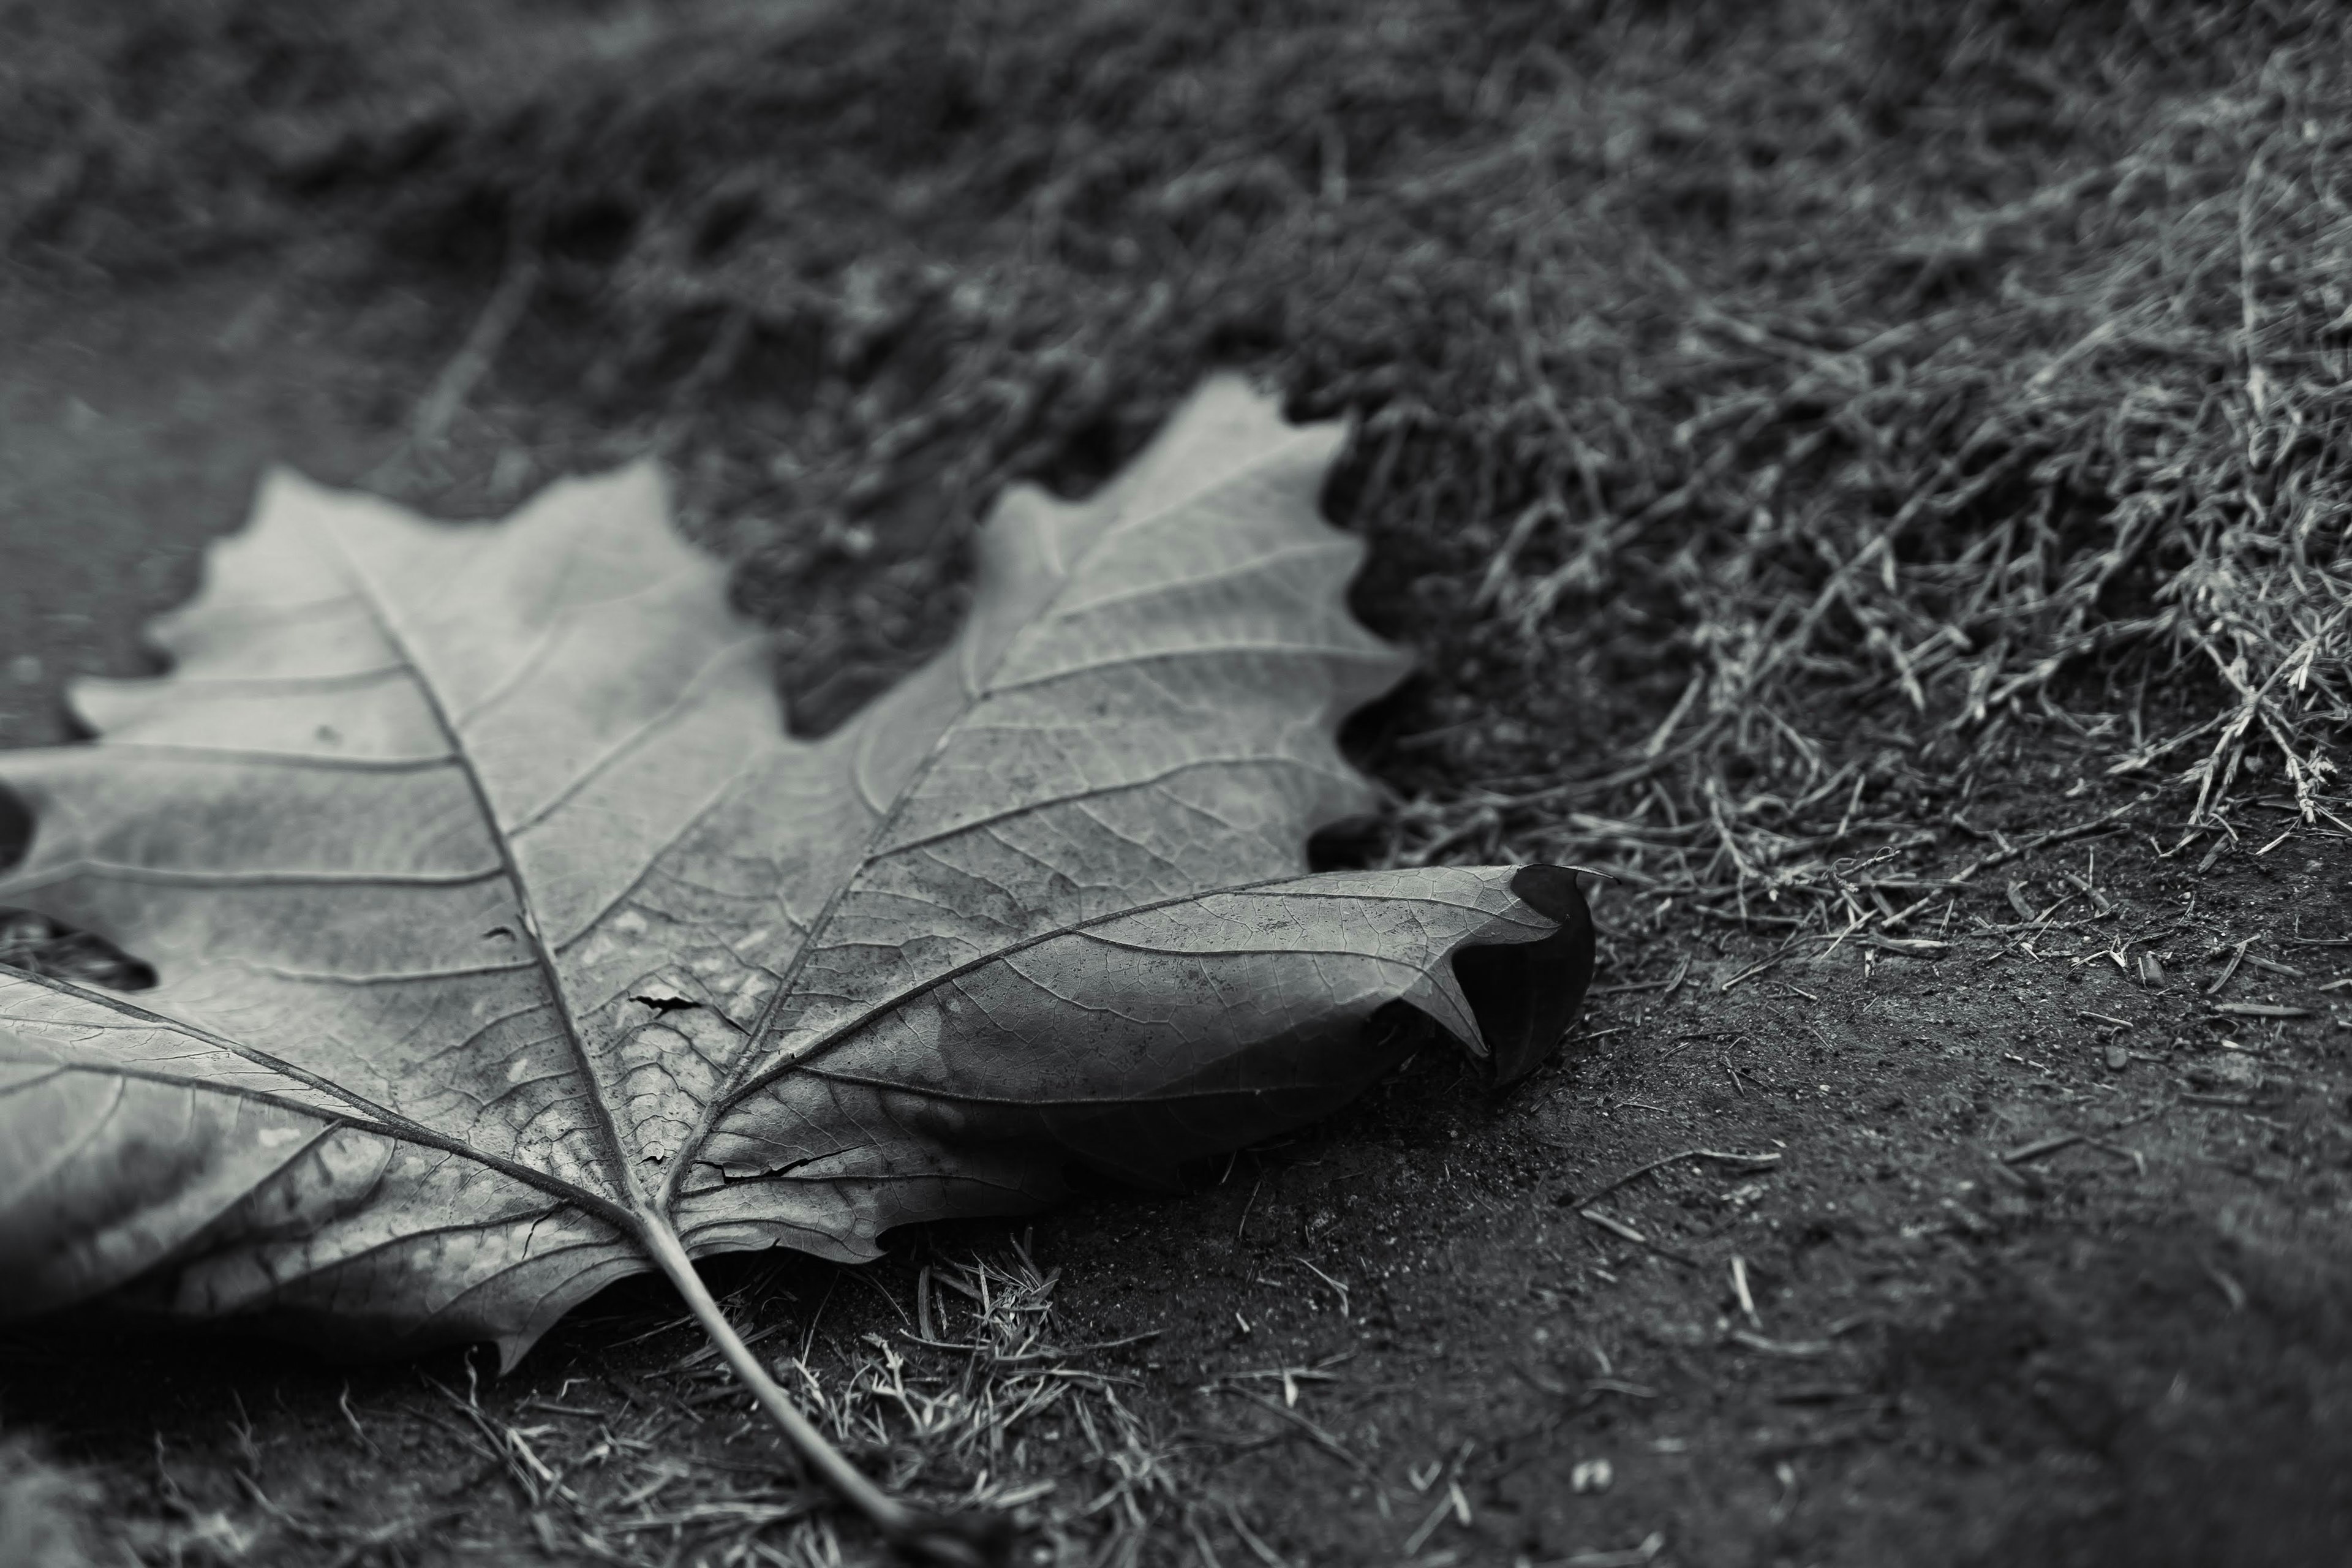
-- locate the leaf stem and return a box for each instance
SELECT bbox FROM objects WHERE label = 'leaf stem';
[631,1210,995,1564]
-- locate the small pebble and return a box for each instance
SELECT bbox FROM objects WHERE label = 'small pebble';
[2104,1043,2130,1071]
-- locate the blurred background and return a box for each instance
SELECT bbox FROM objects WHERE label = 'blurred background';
[7,0,2347,887]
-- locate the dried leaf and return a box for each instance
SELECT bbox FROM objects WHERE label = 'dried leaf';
[0,377,1588,1535]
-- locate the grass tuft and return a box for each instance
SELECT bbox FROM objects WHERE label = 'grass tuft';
[551,1243,1197,1566]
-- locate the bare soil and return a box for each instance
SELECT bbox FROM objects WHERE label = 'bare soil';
[6,244,2352,1568]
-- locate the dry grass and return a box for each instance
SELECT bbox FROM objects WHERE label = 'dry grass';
[502,1245,1203,1566]
[91,1244,1209,1567]
[1293,1,2352,918]
[756,1246,1184,1567]
[556,1256,1152,1567]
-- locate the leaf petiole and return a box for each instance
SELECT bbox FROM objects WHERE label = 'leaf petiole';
[632,1210,1001,1564]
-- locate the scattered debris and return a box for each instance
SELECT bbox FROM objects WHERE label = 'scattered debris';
[1727,1331,1833,1359]
[1551,1532,1668,1568]
[1731,1257,1763,1330]
[1580,1210,1649,1246]
[2002,1132,2084,1165]
[1564,1149,1784,1209]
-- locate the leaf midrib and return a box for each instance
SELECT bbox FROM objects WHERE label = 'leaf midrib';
[314,517,653,1226]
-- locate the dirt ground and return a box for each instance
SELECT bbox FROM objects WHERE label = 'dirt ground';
[9,2,2352,1564]
[6,235,2352,1568]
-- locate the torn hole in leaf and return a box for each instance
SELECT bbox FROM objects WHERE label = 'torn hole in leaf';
[633,990,701,1014]
[0,783,155,989]
[0,909,156,992]
[1450,865,1597,1085]
[0,780,26,872]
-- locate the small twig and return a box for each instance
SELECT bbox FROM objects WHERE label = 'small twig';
[2204,937,2252,997]
[1563,1148,1782,1208]
[1727,1329,1830,1359]
[1731,1256,1762,1330]
[1234,1173,1267,1245]
[1952,796,2148,884]
[2001,1131,2082,1164]
[1579,1208,1648,1245]
[414,249,541,450]
[1293,1258,1351,1319]
[1577,1208,1699,1268]
[1214,1387,1380,1482]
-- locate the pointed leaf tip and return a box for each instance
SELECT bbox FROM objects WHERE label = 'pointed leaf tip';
[1509,862,1589,922]
[1456,865,1597,1085]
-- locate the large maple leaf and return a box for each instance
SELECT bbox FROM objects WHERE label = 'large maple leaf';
[0,377,1589,1544]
